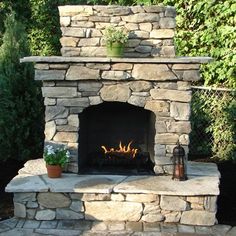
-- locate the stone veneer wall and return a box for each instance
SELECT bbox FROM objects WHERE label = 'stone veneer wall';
[59,5,176,58]
[31,57,205,174]
[13,192,217,226]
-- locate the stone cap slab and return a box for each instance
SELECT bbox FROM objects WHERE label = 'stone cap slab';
[6,159,219,196]
[20,56,213,64]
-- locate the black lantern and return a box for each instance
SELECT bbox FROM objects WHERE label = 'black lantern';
[172,142,187,181]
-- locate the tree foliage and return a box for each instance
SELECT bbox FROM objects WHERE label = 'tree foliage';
[0,12,44,161]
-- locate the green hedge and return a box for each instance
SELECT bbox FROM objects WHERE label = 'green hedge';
[0,12,44,161]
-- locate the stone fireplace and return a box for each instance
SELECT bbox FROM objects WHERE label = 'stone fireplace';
[7,5,220,226]
[21,4,212,175]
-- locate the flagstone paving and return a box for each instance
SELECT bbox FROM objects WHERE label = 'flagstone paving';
[0,218,235,236]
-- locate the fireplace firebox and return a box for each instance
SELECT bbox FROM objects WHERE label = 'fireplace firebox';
[78,102,155,174]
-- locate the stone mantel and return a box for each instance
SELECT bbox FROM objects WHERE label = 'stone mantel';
[20,56,213,64]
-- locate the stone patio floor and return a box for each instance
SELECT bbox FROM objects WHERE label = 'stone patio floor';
[0,218,236,236]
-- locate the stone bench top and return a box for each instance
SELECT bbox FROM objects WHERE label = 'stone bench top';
[5,159,220,196]
[20,56,213,64]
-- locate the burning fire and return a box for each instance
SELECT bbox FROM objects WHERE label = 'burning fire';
[101,141,138,159]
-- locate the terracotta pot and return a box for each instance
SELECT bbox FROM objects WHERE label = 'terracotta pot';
[46,164,62,178]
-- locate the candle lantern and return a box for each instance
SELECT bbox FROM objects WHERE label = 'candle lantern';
[172,142,187,181]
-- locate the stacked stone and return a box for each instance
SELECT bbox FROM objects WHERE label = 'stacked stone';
[33,58,201,174]
[13,192,217,226]
[59,5,176,58]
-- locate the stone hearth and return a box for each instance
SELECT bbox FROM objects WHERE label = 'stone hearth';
[6,159,220,226]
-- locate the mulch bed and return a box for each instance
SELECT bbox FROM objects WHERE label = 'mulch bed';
[0,159,236,225]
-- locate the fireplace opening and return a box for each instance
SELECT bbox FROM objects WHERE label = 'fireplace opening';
[78,102,155,175]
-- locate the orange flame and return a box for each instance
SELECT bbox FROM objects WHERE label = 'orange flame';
[101,141,138,158]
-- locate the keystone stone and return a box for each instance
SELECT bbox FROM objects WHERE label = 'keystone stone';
[100,84,131,102]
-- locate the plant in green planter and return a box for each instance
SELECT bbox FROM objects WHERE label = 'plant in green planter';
[104,25,129,58]
[43,145,70,178]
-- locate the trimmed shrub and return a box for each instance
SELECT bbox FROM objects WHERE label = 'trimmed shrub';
[0,12,44,161]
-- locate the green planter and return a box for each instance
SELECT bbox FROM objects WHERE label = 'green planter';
[106,42,125,58]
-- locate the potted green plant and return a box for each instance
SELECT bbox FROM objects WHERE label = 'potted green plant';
[104,25,129,58]
[43,145,70,178]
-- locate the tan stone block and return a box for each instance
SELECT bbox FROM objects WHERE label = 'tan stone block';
[35,64,49,70]
[53,132,78,142]
[128,95,147,107]
[78,38,100,46]
[80,47,106,57]
[172,64,200,70]
[61,27,86,37]
[159,17,176,29]
[66,65,100,80]
[45,121,56,140]
[126,194,158,203]
[160,196,188,211]
[141,213,164,222]
[101,71,131,80]
[150,29,175,39]
[170,102,191,121]
[180,210,216,226]
[122,13,160,23]
[139,23,152,32]
[71,21,94,28]
[177,81,191,90]
[160,46,175,57]
[100,84,131,102]
[166,121,191,133]
[85,201,143,221]
[150,89,192,102]
[42,87,77,98]
[179,134,189,145]
[59,6,93,17]
[81,193,111,201]
[143,203,161,214]
[164,211,181,223]
[60,17,70,27]
[133,64,177,81]
[60,37,78,47]
[155,133,179,144]
[129,30,150,39]
[130,81,153,92]
[145,101,169,113]
[111,193,125,201]
[61,47,81,57]
[112,63,133,70]
[44,98,56,106]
